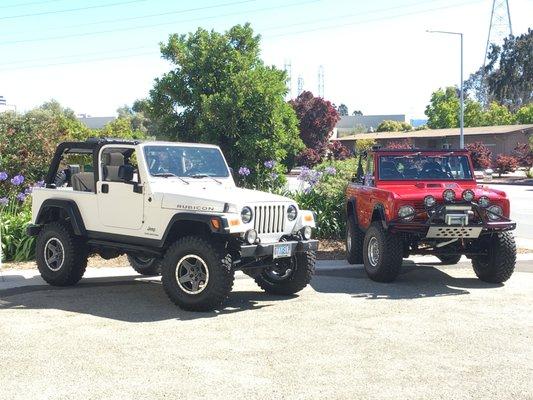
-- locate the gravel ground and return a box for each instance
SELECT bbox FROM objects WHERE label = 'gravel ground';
[1,259,532,400]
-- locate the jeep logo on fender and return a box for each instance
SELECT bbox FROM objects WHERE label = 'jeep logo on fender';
[176,204,216,212]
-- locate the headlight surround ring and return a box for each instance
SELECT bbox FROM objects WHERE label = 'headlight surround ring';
[462,189,475,202]
[287,205,298,221]
[241,206,253,224]
[487,205,503,221]
[398,205,415,221]
[424,195,436,208]
[443,189,456,202]
[478,196,490,208]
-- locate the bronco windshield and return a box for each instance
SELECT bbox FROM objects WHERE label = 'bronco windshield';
[378,154,473,180]
[143,145,230,178]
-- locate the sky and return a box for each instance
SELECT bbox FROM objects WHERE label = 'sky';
[0,0,532,119]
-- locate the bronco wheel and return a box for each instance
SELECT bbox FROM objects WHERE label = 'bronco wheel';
[127,254,161,276]
[36,222,88,286]
[437,254,462,265]
[254,251,316,295]
[346,217,364,264]
[362,222,403,282]
[472,232,516,283]
[161,236,234,311]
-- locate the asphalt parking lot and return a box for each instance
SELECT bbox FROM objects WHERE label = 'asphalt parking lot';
[1,257,532,400]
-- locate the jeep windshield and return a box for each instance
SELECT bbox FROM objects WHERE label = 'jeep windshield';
[144,145,230,178]
[378,154,473,180]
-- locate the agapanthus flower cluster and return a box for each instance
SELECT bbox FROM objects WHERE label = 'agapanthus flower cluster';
[10,175,24,186]
[238,166,251,176]
[264,160,276,169]
[297,166,323,193]
[324,166,337,175]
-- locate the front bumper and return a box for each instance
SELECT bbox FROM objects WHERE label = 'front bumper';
[240,239,319,258]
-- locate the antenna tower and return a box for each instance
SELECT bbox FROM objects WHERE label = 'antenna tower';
[297,75,304,96]
[318,65,324,98]
[484,0,512,65]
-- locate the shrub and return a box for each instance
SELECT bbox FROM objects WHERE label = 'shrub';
[385,139,413,149]
[466,142,492,169]
[355,138,376,152]
[516,103,533,124]
[296,148,322,167]
[513,143,533,168]
[376,120,412,132]
[326,140,351,161]
[494,154,518,177]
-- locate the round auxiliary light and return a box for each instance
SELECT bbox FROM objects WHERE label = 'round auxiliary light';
[287,205,298,221]
[424,195,436,208]
[487,205,503,221]
[443,189,456,202]
[478,196,490,208]
[462,189,475,202]
[241,207,253,223]
[302,226,312,240]
[244,229,258,244]
[398,205,415,221]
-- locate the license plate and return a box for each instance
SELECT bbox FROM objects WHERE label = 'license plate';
[273,243,292,259]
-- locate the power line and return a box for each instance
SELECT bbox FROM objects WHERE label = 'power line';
[0,0,148,21]
[1,0,261,37]
[0,0,317,46]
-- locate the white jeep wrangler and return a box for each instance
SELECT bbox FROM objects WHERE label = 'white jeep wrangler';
[27,138,318,311]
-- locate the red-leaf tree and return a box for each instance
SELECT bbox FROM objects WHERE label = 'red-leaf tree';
[465,141,492,169]
[295,148,322,167]
[513,143,533,168]
[495,154,519,177]
[327,140,351,160]
[289,91,340,153]
[384,139,413,149]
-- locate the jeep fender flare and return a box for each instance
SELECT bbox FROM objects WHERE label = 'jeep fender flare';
[161,213,230,245]
[35,199,87,236]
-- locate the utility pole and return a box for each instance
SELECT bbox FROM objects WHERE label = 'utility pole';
[427,30,464,149]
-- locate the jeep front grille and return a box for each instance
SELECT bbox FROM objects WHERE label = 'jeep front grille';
[254,205,285,234]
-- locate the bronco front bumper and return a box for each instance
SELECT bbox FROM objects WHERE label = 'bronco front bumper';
[240,239,319,258]
[389,202,516,238]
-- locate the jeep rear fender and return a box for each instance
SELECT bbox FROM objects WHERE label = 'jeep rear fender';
[35,199,87,236]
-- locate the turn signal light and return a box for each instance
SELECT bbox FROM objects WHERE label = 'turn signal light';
[229,219,240,226]
[304,214,313,222]
[210,218,221,230]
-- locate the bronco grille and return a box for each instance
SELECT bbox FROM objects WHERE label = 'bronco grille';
[254,205,285,234]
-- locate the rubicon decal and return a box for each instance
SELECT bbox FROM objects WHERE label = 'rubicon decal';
[176,204,216,211]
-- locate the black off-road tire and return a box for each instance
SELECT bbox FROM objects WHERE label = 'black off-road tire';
[35,222,88,286]
[437,254,462,265]
[127,254,161,276]
[254,251,316,295]
[472,232,516,283]
[161,236,234,311]
[363,222,403,282]
[346,217,364,264]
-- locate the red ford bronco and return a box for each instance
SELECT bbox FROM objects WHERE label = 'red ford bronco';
[345,147,517,283]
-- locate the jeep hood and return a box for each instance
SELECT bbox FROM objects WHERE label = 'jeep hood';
[151,182,293,212]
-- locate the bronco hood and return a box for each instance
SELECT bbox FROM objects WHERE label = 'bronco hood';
[378,181,508,201]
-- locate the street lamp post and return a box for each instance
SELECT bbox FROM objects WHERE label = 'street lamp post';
[427,30,464,149]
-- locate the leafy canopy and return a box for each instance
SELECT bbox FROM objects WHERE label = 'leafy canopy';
[137,24,303,172]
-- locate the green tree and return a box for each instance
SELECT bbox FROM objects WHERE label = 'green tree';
[464,100,484,127]
[376,120,412,132]
[337,103,348,116]
[482,102,515,126]
[516,103,533,124]
[425,87,460,129]
[136,24,302,172]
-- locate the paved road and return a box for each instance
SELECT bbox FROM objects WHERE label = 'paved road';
[1,258,532,400]
[489,184,533,240]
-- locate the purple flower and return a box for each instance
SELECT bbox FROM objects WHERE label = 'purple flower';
[16,192,26,202]
[264,160,276,169]
[324,166,337,175]
[0,171,7,181]
[0,197,8,206]
[24,187,33,195]
[269,172,278,180]
[10,174,24,186]
[35,180,45,188]
[238,166,251,176]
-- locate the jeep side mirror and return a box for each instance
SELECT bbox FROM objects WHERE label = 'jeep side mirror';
[118,164,134,181]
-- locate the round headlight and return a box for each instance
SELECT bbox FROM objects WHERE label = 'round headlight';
[424,195,436,208]
[443,189,456,202]
[462,189,475,202]
[244,229,257,244]
[487,205,503,220]
[398,205,415,221]
[302,226,312,240]
[478,196,490,208]
[287,205,298,221]
[241,207,253,223]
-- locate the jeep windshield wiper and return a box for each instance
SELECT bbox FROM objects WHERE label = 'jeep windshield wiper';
[190,174,222,184]
[152,172,189,184]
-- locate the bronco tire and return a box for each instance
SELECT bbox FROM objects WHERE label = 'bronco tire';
[346,217,364,264]
[127,254,161,276]
[363,222,403,282]
[36,222,88,286]
[254,251,316,295]
[472,232,516,283]
[437,254,462,265]
[161,236,234,311]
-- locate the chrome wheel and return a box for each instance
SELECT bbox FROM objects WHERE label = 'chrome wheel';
[175,254,209,295]
[44,238,65,272]
[367,237,380,267]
